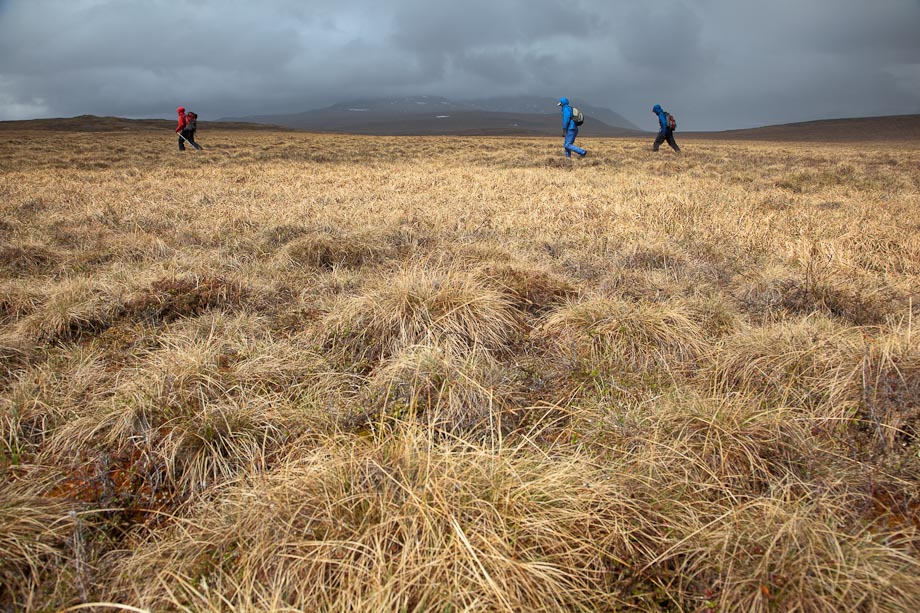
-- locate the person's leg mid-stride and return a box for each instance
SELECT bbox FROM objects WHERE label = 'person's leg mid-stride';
[564,127,586,158]
[182,129,203,151]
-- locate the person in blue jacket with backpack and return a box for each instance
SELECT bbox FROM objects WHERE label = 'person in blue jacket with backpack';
[652,104,680,153]
[558,97,587,158]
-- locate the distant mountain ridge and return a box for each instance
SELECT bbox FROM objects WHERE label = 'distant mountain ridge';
[220,95,644,136]
[465,96,640,131]
[323,95,476,113]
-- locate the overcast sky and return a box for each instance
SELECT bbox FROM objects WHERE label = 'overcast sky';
[1,0,919,130]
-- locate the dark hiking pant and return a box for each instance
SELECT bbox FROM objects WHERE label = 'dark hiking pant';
[653,129,680,152]
[179,129,202,151]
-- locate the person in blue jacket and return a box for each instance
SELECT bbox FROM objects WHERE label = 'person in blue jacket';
[652,104,681,153]
[558,97,587,158]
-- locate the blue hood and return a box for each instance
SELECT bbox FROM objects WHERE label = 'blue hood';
[653,104,669,132]
[558,97,570,107]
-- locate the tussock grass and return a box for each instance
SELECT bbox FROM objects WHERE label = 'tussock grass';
[709,316,860,416]
[619,240,688,272]
[111,426,646,611]
[2,130,919,610]
[17,276,127,343]
[738,266,903,326]
[859,317,920,451]
[0,279,45,326]
[1,347,109,465]
[539,296,707,385]
[573,393,920,609]
[324,263,521,363]
[653,495,920,611]
[365,344,519,434]
[684,295,743,339]
[0,488,77,611]
[47,313,326,497]
[623,395,821,494]
[480,261,577,315]
[278,227,392,270]
[0,335,29,383]
[110,420,920,612]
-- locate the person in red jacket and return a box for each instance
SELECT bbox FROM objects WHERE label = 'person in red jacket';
[175,106,202,151]
[176,106,189,150]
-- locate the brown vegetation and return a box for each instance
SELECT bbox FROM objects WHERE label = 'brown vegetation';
[1,129,919,611]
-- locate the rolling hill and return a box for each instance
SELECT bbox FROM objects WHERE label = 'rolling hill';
[220,95,644,136]
[681,114,920,142]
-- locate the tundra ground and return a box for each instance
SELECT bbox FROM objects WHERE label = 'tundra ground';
[1,130,919,611]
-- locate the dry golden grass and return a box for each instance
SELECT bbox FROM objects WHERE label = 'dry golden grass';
[1,129,919,611]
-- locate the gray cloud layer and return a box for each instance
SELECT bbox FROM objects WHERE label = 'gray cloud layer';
[1,0,919,129]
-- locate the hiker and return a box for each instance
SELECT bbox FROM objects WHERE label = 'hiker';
[175,106,187,150]
[652,104,680,153]
[175,106,202,151]
[558,97,587,158]
[184,111,203,150]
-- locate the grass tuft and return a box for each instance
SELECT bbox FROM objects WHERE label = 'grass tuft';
[280,228,391,270]
[539,296,707,386]
[0,488,76,611]
[363,344,518,434]
[324,264,521,363]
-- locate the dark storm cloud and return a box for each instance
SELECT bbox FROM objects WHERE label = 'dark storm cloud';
[611,2,711,72]
[1,0,918,129]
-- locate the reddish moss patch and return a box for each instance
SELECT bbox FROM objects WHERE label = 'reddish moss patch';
[48,448,178,526]
[94,324,157,369]
[857,483,920,535]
